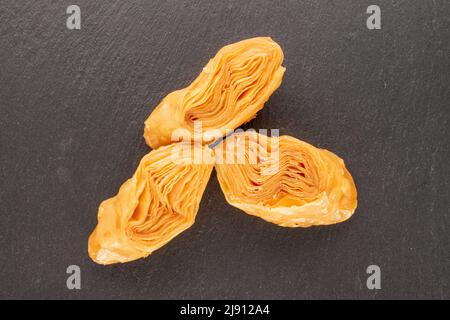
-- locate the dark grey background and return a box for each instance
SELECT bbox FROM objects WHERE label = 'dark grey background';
[1,0,449,299]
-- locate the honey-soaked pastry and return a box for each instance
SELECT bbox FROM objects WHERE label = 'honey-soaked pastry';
[144,37,285,149]
[214,132,357,227]
[88,142,214,264]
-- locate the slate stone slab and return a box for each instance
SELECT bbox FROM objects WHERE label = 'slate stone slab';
[0,0,449,299]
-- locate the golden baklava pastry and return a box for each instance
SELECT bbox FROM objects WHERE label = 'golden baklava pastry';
[144,37,285,149]
[214,132,357,227]
[88,142,214,264]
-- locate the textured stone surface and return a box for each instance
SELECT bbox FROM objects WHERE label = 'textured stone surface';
[0,0,449,299]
